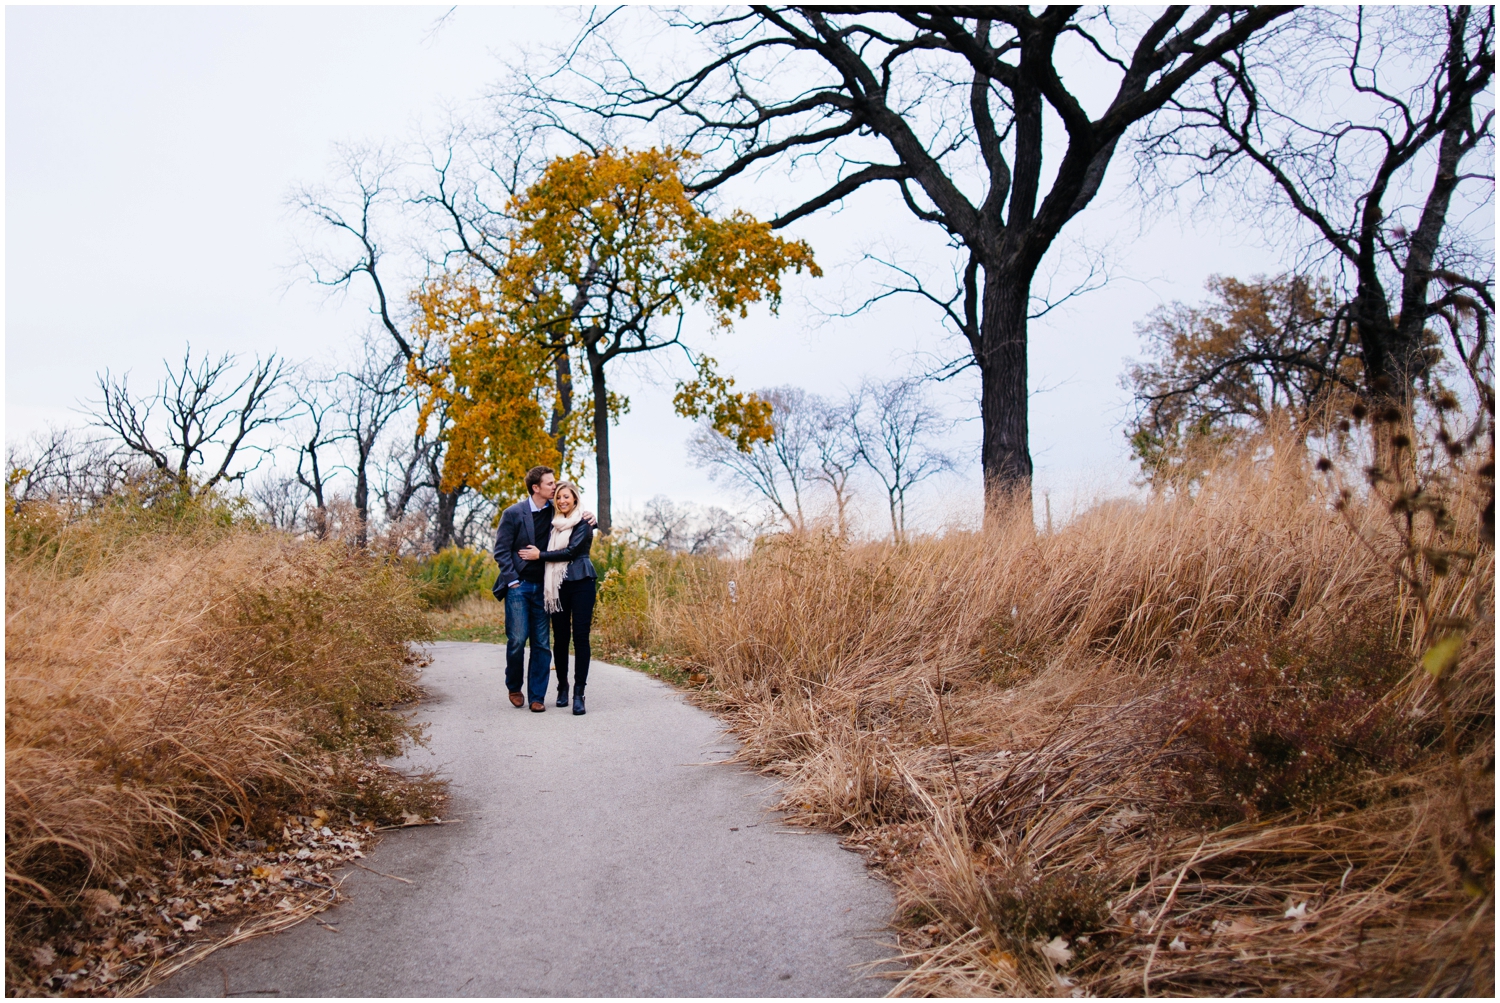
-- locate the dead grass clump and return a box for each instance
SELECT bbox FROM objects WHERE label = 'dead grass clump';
[5,494,437,992]
[628,444,1493,996]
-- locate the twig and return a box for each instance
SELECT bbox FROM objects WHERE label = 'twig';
[348,859,415,884]
[371,817,461,831]
[1143,837,1208,997]
[931,665,973,840]
[289,876,337,892]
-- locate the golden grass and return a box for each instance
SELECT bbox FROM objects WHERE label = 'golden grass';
[628,446,1494,996]
[5,496,436,992]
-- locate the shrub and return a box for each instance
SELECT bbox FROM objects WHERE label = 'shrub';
[1160,625,1415,818]
[412,546,497,609]
[596,560,653,649]
[981,870,1110,948]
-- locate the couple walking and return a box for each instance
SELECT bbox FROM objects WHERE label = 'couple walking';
[492,466,597,715]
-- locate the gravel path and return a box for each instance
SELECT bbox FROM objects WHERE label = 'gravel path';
[152,641,895,997]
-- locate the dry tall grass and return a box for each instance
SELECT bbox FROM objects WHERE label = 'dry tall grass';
[5,493,436,991]
[631,446,1494,995]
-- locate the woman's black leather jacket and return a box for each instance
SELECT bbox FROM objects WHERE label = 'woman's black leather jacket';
[538,522,596,581]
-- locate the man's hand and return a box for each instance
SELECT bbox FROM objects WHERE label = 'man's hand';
[581,510,598,527]
[518,545,541,561]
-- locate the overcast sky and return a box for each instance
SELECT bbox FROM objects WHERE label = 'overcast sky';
[6,5,1286,531]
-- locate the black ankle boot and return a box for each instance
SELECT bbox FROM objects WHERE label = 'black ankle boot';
[572,690,585,716]
[555,680,569,707]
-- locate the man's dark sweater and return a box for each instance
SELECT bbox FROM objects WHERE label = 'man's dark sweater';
[520,502,553,583]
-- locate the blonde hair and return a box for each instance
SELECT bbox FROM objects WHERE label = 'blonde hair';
[554,482,583,508]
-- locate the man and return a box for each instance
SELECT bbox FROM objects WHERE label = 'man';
[492,466,593,711]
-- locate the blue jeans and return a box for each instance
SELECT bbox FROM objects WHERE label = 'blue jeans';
[504,581,552,704]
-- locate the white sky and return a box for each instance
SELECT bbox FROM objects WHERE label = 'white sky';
[5,5,1286,532]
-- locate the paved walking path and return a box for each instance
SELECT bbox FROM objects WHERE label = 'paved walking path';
[153,642,895,997]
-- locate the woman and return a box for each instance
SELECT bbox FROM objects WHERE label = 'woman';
[518,482,596,715]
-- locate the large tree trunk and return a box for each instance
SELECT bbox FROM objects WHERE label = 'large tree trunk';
[354,450,370,549]
[588,351,613,534]
[432,486,462,551]
[978,269,1034,526]
[302,441,329,540]
[550,351,574,467]
[1351,287,1422,489]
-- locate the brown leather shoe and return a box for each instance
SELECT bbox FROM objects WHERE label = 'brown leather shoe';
[529,701,545,713]
[509,692,524,708]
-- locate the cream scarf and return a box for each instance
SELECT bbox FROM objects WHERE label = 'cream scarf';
[543,507,584,613]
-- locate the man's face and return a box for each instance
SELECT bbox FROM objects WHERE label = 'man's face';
[534,473,557,501]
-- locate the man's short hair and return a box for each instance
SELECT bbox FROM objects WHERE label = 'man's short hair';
[524,466,555,494]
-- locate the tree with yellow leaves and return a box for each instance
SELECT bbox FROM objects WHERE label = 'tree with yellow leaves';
[409,276,564,503]
[483,146,819,532]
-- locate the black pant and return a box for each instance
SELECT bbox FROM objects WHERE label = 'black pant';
[551,577,596,693]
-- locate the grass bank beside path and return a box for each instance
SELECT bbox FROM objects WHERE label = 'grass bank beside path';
[440,446,1494,996]
[5,490,444,997]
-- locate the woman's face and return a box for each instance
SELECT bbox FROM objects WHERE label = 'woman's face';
[555,487,577,515]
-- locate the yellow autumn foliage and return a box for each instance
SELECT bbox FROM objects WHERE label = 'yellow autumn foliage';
[410,277,562,499]
[410,147,819,509]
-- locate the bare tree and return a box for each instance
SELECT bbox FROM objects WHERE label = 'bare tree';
[378,423,435,526]
[688,385,820,530]
[336,334,411,547]
[292,146,472,547]
[92,348,289,497]
[1144,6,1494,416]
[5,426,137,508]
[247,473,306,531]
[808,395,861,538]
[518,6,1292,519]
[288,372,343,539]
[853,377,954,540]
[450,493,500,550]
[626,495,742,555]
[290,146,418,360]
